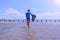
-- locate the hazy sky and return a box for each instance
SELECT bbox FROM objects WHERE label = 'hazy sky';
[0,0,60,19]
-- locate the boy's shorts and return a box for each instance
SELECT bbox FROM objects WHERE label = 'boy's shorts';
[27,18,30,20]
[26,18,30,22]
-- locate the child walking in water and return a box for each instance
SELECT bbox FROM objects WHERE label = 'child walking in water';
[25,9,32,28]
[25,9,36,28]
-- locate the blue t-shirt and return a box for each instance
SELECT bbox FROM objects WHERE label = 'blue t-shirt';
[25,12,31,18]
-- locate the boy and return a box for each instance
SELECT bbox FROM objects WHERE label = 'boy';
[25,9,32,28]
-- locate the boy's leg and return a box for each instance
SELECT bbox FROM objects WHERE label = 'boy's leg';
[27,22,29,28]
[27,19,30,28]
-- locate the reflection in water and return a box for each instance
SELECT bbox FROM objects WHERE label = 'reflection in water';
[26,28,32,40]
[25,28,37,40]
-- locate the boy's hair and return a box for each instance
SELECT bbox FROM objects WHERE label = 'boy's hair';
[28,9,30,11]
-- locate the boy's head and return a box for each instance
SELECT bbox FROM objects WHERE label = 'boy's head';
[27,9,30,12]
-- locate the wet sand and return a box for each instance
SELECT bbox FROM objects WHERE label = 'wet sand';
[0,22,60,40]
[0,27,38,40]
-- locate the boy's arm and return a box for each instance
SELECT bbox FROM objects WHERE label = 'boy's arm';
[31,13,33,16]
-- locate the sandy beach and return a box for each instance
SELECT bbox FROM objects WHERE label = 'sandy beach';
[0,22,60,40]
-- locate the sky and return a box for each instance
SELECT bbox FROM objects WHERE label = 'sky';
[0,0,60,19]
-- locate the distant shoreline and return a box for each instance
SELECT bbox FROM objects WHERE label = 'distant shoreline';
[0,21,21,23]
[0,19,60,23]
